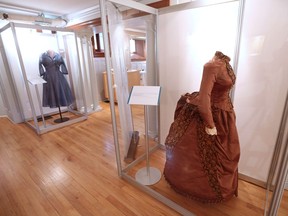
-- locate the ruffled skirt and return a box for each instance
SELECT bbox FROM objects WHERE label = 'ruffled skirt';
[42,70,74,108]
[164,93,240,203]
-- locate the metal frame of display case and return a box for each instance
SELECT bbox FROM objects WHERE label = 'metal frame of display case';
[100,0,288,216]
[0,22,88,134]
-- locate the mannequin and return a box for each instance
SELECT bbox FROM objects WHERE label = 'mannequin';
[164,51,240,203]
[39,50,74,123]
[47,49,55,58]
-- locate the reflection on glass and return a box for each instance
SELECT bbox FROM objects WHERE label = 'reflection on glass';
[0,23,90,134]
[130,39,136,53]
[249,35,265,56]
[102,0,288,215]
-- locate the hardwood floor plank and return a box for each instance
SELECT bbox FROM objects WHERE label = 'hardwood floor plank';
[106,194,139,216]
[0,102,287,216]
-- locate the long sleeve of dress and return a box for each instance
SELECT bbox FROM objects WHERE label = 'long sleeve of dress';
[197,62,217,128]
[39,56,45,77]
[59,57,68,74]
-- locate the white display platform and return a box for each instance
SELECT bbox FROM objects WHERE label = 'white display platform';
[28,76,48,127]
[27,76,47,85]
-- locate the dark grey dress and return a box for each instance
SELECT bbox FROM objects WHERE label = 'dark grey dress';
[39,51,74,108]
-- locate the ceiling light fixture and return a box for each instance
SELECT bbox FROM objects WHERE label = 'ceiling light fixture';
[1,12,67,27]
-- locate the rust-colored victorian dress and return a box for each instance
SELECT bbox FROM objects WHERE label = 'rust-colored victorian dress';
[164,51,240,203]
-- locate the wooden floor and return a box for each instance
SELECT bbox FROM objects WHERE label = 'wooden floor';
[0,102,287,216]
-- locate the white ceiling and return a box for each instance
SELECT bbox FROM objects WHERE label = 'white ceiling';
[0,0,160,28]
[0,0,160,33]
[0,0,100,17]
[0,0,160,17]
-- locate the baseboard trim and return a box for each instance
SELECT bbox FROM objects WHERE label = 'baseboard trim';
[239,173,267,188]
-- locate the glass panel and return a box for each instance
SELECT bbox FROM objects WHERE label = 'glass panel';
[1,27,32,120]
[0,36,22,122]
[158,2,262,215]
[234,0,288,183]
[104,1,270,215]
[0,24,87,134]
[159,2,240,144]
[233,0,288,214]
[99,32,104,50]
[104,0,287,215]
[159,0,288,215]
[129,39,136,53]
[104,1,158,169]
[76,33,101,113]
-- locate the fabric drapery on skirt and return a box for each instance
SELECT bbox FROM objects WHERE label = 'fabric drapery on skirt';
[164,93,240,203]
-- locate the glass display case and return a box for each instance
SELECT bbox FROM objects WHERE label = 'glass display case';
[100,0,288,215]
[0,22,90,134]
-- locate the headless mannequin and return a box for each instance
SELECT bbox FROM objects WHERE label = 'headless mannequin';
[46,49,70,123]
[47,49,55,58]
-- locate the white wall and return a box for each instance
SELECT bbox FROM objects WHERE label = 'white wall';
[158,0,288,183]
[0,51,7,117]
[0,35,22,123]
[170,0,193,5]
[0,90,6,116]
[94,58,147,101]
[233,0,288,182]
[94,57,106,100]
[158,2,239,143]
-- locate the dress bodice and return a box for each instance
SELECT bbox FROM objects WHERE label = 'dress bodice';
[39,52,68,77]
[188,59,235,128]
[210,62,234,110]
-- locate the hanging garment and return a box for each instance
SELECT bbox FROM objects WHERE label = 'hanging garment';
[39,51,74,108]
[164,51,240,203]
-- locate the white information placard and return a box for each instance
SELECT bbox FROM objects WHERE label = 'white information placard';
[28,76,47,85]
[128,86,161,106]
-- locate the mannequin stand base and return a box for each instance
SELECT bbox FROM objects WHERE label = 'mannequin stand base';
[135,167,161,185]
[54,117,69,123]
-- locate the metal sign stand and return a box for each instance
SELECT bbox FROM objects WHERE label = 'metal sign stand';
[128,86,161,185]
